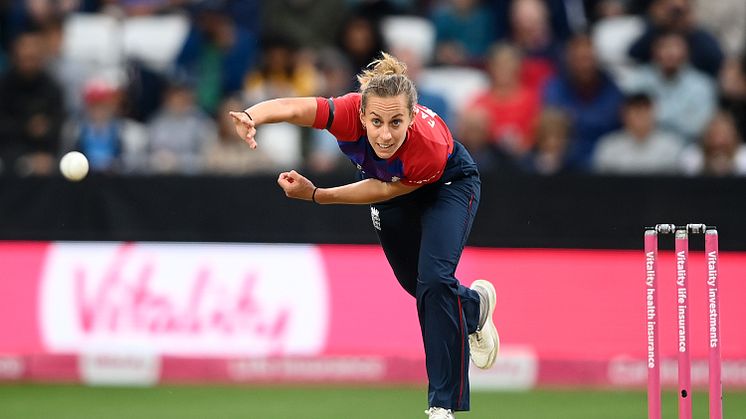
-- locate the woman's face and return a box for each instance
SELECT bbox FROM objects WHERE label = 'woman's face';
[360,94,413,159]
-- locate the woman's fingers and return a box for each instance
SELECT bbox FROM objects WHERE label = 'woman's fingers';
[277,171,313,200]
[245,130,258,149]
[230,111,258,149]
[229,111,254,128]
[277,172,293,187]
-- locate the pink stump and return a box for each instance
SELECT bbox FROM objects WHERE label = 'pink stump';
[645,228,661,419]
[706,229,722,419]
[675,228,692,419]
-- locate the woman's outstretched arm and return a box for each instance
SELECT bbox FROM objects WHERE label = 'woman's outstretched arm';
[229,97,318,149]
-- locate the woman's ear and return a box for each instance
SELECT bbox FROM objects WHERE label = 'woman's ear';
[359,110,366,127]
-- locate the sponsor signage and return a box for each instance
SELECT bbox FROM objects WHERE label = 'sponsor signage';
[39,243,329,356]
[1,242,744,388]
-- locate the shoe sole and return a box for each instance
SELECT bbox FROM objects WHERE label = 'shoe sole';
[472,279,499,369]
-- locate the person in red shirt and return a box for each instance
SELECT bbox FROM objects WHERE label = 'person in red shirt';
[470,43,541,156]
[230,53,499,419]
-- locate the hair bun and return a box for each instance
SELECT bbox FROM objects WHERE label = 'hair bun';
[358,52,408,89]
[356,52,418,117]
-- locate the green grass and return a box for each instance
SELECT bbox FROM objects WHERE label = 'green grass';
[0,384,744,419]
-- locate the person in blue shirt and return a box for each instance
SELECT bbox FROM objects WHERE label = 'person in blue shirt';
[431,0,497,65]
[175,1,257,114]
[542,32,623,170]
[628,0,724,77]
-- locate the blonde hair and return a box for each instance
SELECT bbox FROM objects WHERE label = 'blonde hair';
[357,52,417,116]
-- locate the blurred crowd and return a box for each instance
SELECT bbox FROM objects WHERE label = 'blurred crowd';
[0,0,744,178]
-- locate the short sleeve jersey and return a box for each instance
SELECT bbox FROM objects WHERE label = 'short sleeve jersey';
[313,93,454,186]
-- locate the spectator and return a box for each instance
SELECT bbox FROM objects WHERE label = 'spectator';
[628,0,724,77]
[203,96,277,175]
[41,17,90,117]
[62,78,148,174]
[336,14,387,76]
[174,1,257,114]
[147,82,217,175]
[469,43,541,157]
[508,0,563,92]
[456,106,518,174]
[4,0,80,39]
[0,31,64,176]
[121,60,169,123]
[542,33,623,170]
[626,31,716,142]
[521,107,574,175]
[489,0,574,41]
[692,0,745,58]
[592,92,684,175]
[588,0,628,22]
[242,35,321,105]
[262,0,346,49]
[590,0,646,91]
[720,56,746,140]
[680,110,746,176]
[430,0,496,66]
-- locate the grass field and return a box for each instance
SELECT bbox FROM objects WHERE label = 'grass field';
[0,384,744,419]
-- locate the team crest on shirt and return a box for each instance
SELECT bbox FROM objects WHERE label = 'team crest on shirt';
[391,176,400,182]
[370,207,381,231]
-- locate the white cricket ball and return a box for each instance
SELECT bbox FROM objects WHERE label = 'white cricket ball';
[59,151,89,182]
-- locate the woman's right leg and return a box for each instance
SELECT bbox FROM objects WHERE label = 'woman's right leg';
[372,184,483,413]
[414,174,482,412]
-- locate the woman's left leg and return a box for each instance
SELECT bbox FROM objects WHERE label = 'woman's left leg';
[416,174,482,411]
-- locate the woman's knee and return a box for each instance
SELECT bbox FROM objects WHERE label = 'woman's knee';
[416,268,454,296]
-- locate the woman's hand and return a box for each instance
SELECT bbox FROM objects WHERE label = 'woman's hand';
[229,111,258,149]
[277,170,316,201]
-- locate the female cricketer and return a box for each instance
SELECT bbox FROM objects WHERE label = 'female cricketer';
[230,53,499,419]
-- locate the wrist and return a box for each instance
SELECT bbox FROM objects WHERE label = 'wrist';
[312,187,320,204]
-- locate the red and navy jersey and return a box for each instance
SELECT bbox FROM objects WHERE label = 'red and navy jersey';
[312,93,454,186]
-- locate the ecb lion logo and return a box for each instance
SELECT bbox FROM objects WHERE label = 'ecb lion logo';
[370,207,381,231]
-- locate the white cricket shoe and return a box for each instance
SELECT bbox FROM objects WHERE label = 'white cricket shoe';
[469,279,499,369]
[425,407,455,419]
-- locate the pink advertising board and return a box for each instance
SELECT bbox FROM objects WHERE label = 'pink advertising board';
[0,242,744,388]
